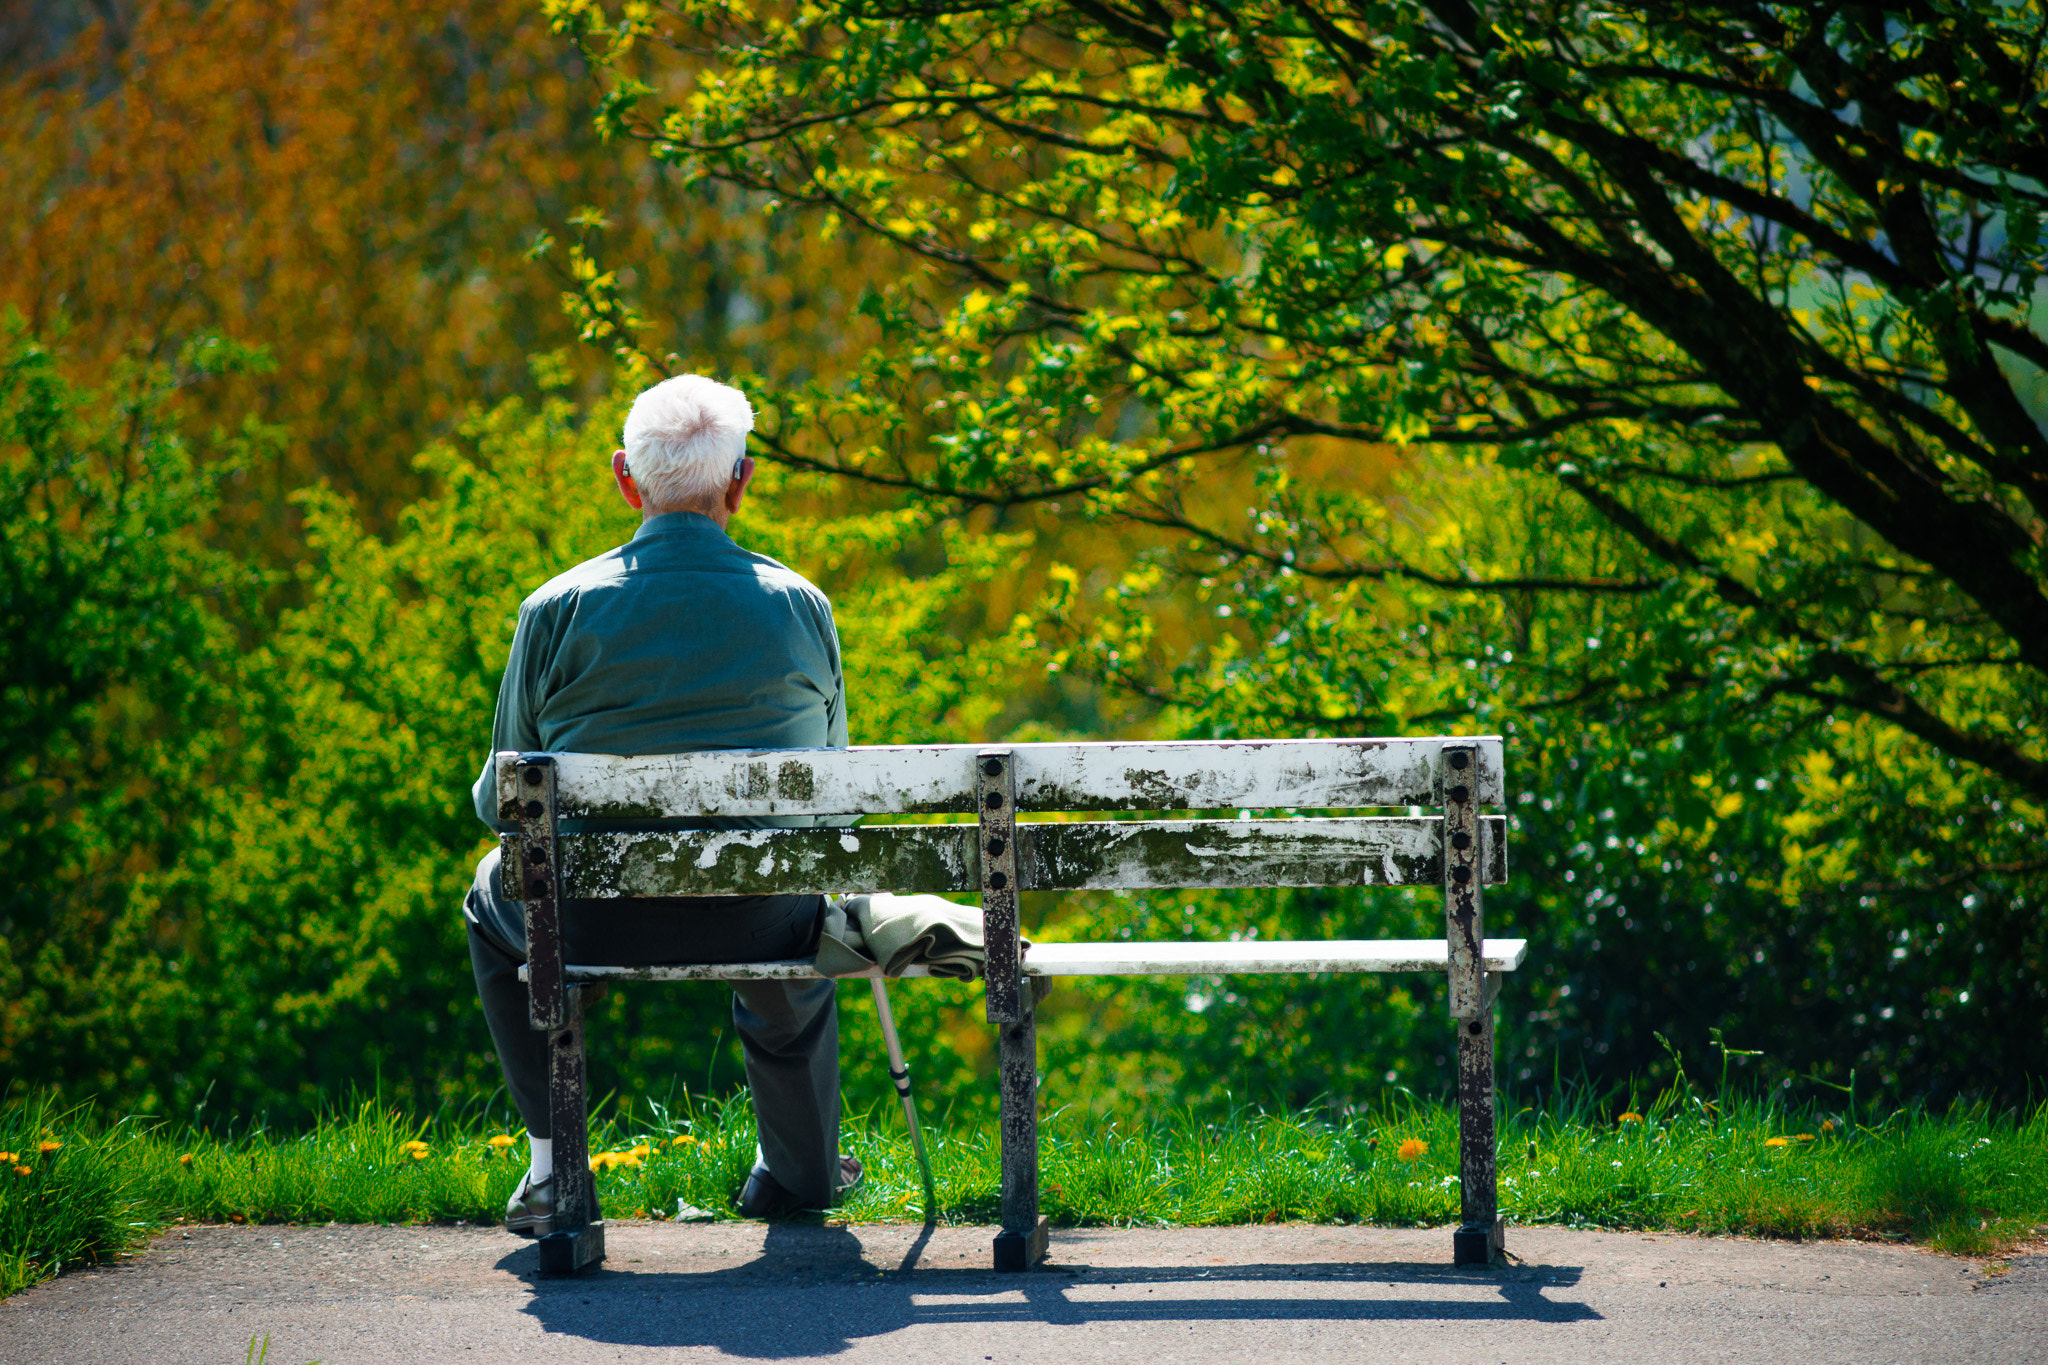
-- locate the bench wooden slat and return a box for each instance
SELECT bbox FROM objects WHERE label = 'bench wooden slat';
[512,815,1509,899]
[534,937,1529,983]
[1022,937,1529,976]
[499,737,1505,821]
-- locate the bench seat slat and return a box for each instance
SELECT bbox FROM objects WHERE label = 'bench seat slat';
[1022,938,1529,976]
[535,937,1529,983]
[515,815,1508,899]
[503,736,1504,821]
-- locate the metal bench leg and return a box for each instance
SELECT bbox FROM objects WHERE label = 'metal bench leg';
[993,985,1047,1272]
[1442,743,1503,1267]
[977,747,1046,1272]
[1453,1002,1503,1266]
[539,989,606,1275]
[517,753,605,1275]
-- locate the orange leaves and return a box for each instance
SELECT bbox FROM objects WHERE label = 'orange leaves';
[2,0,755,540]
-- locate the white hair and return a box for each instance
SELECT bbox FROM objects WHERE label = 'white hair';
[620,374,755,512]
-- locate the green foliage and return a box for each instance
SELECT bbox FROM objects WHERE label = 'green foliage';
[0,1094,161,1297]
[6,1087,2044,1297]
[567,1,2048,798]
[544,0,2048,1101]
[40,375,1026,1123]
[0,319,268,1102]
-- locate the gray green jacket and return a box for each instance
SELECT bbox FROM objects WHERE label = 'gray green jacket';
[471,511,847,832]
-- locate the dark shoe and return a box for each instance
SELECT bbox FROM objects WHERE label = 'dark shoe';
[734,1155,864,1219]
[504,1172,555,1238]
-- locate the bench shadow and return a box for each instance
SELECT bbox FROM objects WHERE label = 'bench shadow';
[498,1225,1600,1358]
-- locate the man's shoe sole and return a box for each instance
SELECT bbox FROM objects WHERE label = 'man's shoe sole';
[504,1173,558,1238]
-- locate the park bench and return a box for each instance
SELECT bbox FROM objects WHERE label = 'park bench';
[495,736,1521,1276]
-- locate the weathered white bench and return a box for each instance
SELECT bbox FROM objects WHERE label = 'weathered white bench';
[495,737,1519,1275]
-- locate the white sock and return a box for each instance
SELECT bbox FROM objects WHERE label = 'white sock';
[528,1137,553,1184]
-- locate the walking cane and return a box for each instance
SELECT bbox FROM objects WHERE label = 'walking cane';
[868,971,938,1222]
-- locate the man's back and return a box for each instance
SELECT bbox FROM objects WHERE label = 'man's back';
[467,372,856,1232]
[471,511,846,828]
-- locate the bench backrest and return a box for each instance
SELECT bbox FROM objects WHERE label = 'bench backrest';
[495,737,1506,900]
[502,734,1507,1034]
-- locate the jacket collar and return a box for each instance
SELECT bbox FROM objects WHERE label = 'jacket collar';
[629,511,730,545]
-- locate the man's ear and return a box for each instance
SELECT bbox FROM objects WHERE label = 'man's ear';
[725,454,755,516]
[612,449,644,510]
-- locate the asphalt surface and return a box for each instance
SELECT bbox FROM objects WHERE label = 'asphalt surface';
[1,1220,2041,1364]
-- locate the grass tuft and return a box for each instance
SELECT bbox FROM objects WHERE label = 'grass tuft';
[4,1087,2044,1297]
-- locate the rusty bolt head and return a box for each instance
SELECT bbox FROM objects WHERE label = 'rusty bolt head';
[986,837,1007,857]
[1449,784,1470,804]
[988,871,1008,890]
[523,767,544,786]
[1449,751,1469,770]
[982,758,1004,777]
[527,877,550,897]
[984,791,1005,810]
[1452,865,1471,884]
[524,800,544,819]
[1452,831,1472,851]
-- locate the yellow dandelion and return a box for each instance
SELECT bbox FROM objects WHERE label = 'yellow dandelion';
[1821,1120,1835,1133]
[628,1144,653,1159]
[410,1149,430,1160]
[11,1166,29,1178]
[487,1135,515,1151]
[179,1154,194,1167]
[670,1135,697,1148]
[0,1151,14,1164]
[620,1154,644,1169]
[1795,1133,1815,1142]
[1618,1112,1644,1123]
[1764,1136,1791,1148]
[37,1141,61,1155]
[1396,1138,1429,1162]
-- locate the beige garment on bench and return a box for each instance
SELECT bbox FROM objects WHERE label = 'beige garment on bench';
[817,893,1024,980]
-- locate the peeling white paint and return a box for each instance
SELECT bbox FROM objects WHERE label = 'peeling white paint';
[542,815,1505,899]
[504,736,1507,821]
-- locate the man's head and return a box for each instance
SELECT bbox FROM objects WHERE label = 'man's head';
[613,374,756,525]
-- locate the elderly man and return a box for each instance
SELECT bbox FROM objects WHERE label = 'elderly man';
[465,374,858,1235]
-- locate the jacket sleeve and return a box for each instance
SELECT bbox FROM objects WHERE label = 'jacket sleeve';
[825,603,849,752]
[817,591,857,827]
[471,600,549,829]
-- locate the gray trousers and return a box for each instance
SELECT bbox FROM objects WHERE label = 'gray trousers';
[464,847,841,1208]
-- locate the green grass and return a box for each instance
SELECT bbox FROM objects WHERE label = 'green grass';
[4,1087,2045,1298]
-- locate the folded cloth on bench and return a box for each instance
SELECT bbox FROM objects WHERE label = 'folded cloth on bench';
[817,893,1026,980]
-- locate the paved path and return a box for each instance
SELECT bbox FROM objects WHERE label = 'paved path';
[1,1221,2040,1364]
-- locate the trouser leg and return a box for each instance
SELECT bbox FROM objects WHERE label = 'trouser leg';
[464,845,834,1157]
[469,914,554,1138]
[731,977,840,1208]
